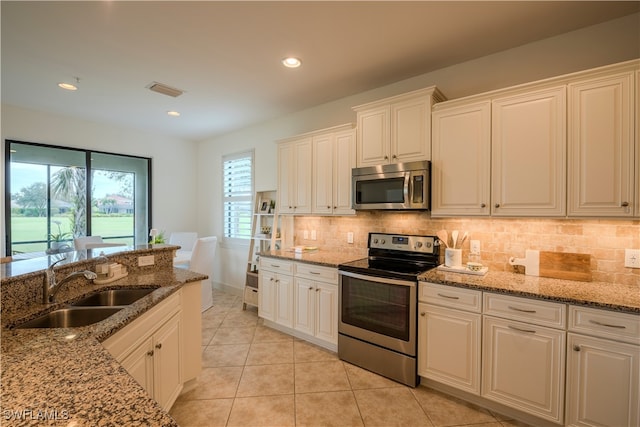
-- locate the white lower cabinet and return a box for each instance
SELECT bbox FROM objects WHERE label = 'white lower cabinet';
[482,315,566,424]
[565,306,640,427]
[418,282,481,394]
[102,291,184,411]
[294,277,338,346]
[121,312,182,411]
[259,257,338,350]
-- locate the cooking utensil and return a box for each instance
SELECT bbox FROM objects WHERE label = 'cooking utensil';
[459,231,469,248]
[436,230,448,248]
[451,230,459,249]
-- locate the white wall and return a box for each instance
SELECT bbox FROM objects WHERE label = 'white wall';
[1,104,199,254]
[198,13,640,291]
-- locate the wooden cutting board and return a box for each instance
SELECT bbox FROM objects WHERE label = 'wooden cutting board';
[539,251,592,282]
[509,250,592,281]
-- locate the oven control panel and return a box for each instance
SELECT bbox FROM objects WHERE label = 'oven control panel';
[368,233,436,254]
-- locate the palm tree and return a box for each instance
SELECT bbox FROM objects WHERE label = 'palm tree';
[51,166,86,237]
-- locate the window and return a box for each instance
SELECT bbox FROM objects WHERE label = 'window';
[222,151,253,240]
[5,140,151,255]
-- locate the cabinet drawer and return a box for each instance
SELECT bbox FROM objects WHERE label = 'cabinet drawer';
[260,257,294,275]
[244,286,259,306]
[483,292,566,329]
[295,263,338,284]
[569,305,640,345]
[419,282,481,313]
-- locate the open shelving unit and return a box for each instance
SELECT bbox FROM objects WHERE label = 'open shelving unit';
[243,190,283,310]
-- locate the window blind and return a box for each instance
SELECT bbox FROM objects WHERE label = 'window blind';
[222,151,253,239]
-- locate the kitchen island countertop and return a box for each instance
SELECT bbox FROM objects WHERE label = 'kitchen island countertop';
[1,252,205,426]
[420,268,640,314]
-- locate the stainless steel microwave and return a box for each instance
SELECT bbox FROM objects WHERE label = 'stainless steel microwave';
[352,160,430,210]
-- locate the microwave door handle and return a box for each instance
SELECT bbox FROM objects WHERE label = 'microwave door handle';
[405,173,411,207]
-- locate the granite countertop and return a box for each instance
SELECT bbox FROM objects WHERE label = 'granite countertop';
[1,267,206,426]
[259,249,366,267]
[421,268,640,314]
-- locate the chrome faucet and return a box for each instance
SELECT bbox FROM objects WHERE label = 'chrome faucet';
[43,258,98,304]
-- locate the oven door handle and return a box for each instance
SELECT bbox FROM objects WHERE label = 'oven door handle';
[339,270,417,287]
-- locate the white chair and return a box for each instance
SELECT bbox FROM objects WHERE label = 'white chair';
[187,236,217,312]
[169,232,198,266]
[73,236,125,250]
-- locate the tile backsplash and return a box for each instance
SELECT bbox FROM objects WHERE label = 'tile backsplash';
[294,212,640,286]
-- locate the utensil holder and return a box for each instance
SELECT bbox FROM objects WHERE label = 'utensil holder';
[445,248,462,268]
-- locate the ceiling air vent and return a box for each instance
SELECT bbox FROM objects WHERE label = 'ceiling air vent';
[146,82,184,98]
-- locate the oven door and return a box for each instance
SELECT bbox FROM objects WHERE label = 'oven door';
[338,270,417,356]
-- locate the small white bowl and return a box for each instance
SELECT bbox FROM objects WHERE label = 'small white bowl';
[467,262,483,271]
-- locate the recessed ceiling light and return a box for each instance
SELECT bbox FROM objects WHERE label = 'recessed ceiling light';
[58,82,78,91]
[282,57,302,68]
[167,111,181,117]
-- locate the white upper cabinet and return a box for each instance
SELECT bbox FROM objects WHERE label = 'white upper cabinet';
[491,86,567,217]
[312,127,356,215]
[432,101,491,216]
[568,72,635,217]
[353,87,445,167]
[278,138,312,214]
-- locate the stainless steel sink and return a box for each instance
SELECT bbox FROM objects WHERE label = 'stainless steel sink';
[71,288,157,307]
[15,307,123,329]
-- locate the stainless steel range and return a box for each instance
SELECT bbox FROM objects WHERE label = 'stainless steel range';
[338,232,440,387]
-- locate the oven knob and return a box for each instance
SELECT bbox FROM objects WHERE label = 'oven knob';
[373,239,378,244]
[426,242,432,248]
[415,242,423,248]
[380,239,386,244]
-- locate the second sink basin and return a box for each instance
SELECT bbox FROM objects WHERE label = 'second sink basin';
[72,288,157,307]
[16,307,123,329]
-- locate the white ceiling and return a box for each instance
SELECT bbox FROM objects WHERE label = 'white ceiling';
[2,1,638,142]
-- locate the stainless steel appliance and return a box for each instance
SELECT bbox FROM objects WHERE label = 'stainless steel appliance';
[338,232,440,387]
[352,160,430,210]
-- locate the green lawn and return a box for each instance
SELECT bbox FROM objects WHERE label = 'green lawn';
[10,215,135,253]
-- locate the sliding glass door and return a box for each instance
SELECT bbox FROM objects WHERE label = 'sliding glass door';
[5,140,151,256]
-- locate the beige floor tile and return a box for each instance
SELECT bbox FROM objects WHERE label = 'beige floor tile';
[254,325,295,343]
[294,361,351,393]
[210,326,256,345]
[236,363,294,397]
[499,419,534,427]
[202,328,217,346]
[295,390,364,427]
[202,344,250,367]
[226,395,295,427]
[411,386,496,427]
[246,341,294,365]
[293,339,338,363]
[343,362,403,390]
[354,387,433,427]
[202,313,226,330]
[221,312,259,328]
[178,367,243,400]
[169,398,233,427]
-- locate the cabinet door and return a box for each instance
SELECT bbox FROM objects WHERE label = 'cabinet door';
[275,274,294,328]
[278,143,295,214]
[418,303,481,394]
[357,105,390,166]
[333,129,356,215]
[315,282,338,345]
[566,333,639,427]
[153,313,182,411]
[568,72,634,217]
[121,336,154,396]
[391,95,431,163]
[293,139,313,214]
[431,102,491,216]
[482,316,565,423]
[492,87,566,216]
[258,271,276,321]
[312,134,334,214]
[294,277,315,336]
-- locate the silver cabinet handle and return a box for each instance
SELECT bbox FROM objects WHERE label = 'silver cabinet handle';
[437,293,460,300]
[589,319,626,329]
[508,305,537,314]
[309,271,320,275]
[270,264,280,268]
[508,325,536,334]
